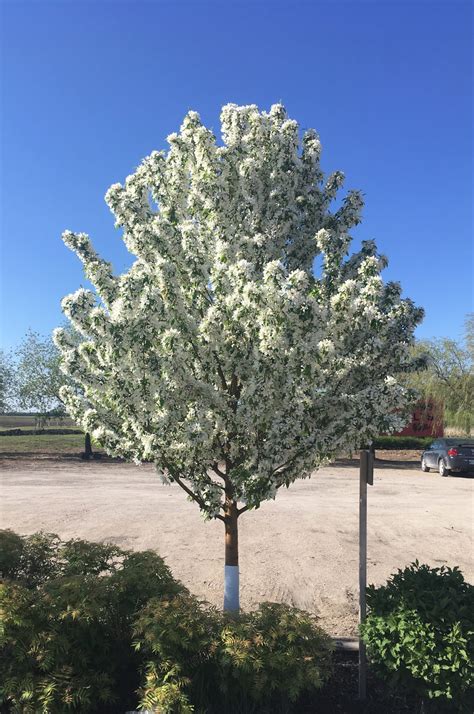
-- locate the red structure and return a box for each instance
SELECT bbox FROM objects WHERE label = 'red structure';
[396,400,444,438]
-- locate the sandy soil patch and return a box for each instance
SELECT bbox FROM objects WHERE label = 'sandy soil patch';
[1,457,472,636]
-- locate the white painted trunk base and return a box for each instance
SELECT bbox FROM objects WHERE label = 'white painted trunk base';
[224,565,239,611]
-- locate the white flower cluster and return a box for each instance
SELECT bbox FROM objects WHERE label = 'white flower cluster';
[55,103,423,518]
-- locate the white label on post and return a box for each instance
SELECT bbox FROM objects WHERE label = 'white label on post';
[224,565,239,611]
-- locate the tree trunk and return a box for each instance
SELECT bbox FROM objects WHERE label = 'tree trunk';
[84,432,93,459]
[224,499,239,612]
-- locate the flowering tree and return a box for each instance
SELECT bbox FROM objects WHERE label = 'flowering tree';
[0,349,15,413]
[55,104,422,610]
[408,316,474,435]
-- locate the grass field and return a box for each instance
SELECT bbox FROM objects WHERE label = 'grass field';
[0,431,436,458]
[0,434,103,456]
[0,415,77,430]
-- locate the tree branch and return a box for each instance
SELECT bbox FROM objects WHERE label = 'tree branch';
[211,462,226,479]
[214,354,229,392]
[160,456,226,523]
[172,474,225,522]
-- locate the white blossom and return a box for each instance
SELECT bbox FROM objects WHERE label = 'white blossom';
[56,103,423,519]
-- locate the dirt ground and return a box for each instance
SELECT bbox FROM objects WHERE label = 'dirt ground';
[1,454,472,636]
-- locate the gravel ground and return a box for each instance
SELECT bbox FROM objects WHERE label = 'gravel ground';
[1,454,472,636]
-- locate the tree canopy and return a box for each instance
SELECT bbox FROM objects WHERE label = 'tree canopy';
[409,314,473,435]
[14,330,65,417]
[55,103,423,517]
[0,349,16,413]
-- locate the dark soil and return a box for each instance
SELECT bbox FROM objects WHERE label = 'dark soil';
[300,651,459,714]
[301,651,416,713]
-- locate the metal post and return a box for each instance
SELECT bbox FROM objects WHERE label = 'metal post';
[359,449,373,701]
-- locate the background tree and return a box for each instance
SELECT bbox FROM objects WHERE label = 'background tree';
[15,329,93,455]
[0,349,16,413]
[409,315,473,435]
[465,312,474,359]
[15,330,65,426]
[55,104,422,610]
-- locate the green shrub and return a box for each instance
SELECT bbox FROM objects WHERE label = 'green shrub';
[360,562,474,711]
[135,592,219,713]
[1,531,333,713]
[135,598,333,713]
[373,435,433,450]
[217,602,333,712]
[0,529,123,586]
[0,530,61,585]
[0,579,120,712]
[0,529,24,579]
[0,531,183,713]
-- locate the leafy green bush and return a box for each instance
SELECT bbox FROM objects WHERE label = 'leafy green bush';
[1,530,333,713]
[135,598,333,713]
[218,602,333,712]
[0,530,123,586]
[0,530,183,713]
[134,593,219,713]
[0,530,62,585]
[360,562,474,711]
[0,528,24,579]
[373,435,433,450]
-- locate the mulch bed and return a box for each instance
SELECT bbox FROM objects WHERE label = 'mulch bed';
[301,650,427,713]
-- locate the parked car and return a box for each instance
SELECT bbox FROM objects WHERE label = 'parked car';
[421,438,474,476]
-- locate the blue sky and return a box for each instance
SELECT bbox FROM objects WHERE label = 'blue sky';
[1,0,472,351]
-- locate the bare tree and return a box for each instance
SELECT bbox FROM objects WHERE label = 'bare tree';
[409,317,474,435]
